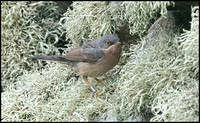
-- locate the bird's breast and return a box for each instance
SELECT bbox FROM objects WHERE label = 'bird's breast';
[76,52,121,77]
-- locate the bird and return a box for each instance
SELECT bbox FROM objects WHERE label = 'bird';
[32,34,121,96]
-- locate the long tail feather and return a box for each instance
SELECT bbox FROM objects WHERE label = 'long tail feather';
[32,55,70,63]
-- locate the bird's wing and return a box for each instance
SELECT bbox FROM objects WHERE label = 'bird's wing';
[63,42,105,63]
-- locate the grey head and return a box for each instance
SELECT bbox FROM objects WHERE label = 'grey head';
[79,34,121,63]
[83,34,120,49]
[98,34,120,49]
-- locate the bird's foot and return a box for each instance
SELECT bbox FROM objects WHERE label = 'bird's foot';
[95,84,106,97]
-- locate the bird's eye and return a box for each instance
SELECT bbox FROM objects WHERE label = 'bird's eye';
[106,41,110,46]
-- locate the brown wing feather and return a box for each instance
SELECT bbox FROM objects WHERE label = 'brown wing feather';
[63,47,105,63]
[62,40,106,63]
[63,48,86,62]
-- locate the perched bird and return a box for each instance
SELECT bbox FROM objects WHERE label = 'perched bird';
[32,34,121,96]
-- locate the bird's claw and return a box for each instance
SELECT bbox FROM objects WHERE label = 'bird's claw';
[94,85,106,97]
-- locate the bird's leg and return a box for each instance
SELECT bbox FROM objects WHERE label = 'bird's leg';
[94,78,107,87]
[94,77,106,97]
[83,76,96,93]
[94,78,106,86]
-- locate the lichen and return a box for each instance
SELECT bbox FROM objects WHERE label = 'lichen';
[150,6,199,122]
[116,6,199,121]
[59,1,173,49]
[1,1,63,88]
[1,1,198,122]
[123,1,174,36]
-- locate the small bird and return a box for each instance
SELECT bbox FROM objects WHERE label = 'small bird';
[32,34,121,96]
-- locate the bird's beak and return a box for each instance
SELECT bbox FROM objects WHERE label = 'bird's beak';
[115,41,121,46]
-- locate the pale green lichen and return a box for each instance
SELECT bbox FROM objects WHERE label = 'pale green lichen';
[1,1,63,88]
[60,2,120,49]
[60,1,173,49]
[123,1,174,36]
[150,6,199,122]
[1,63,120,121]
[1,1,198,122]
[115,6,199,121]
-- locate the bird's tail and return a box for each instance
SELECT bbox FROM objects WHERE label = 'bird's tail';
[32,55,73,64]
